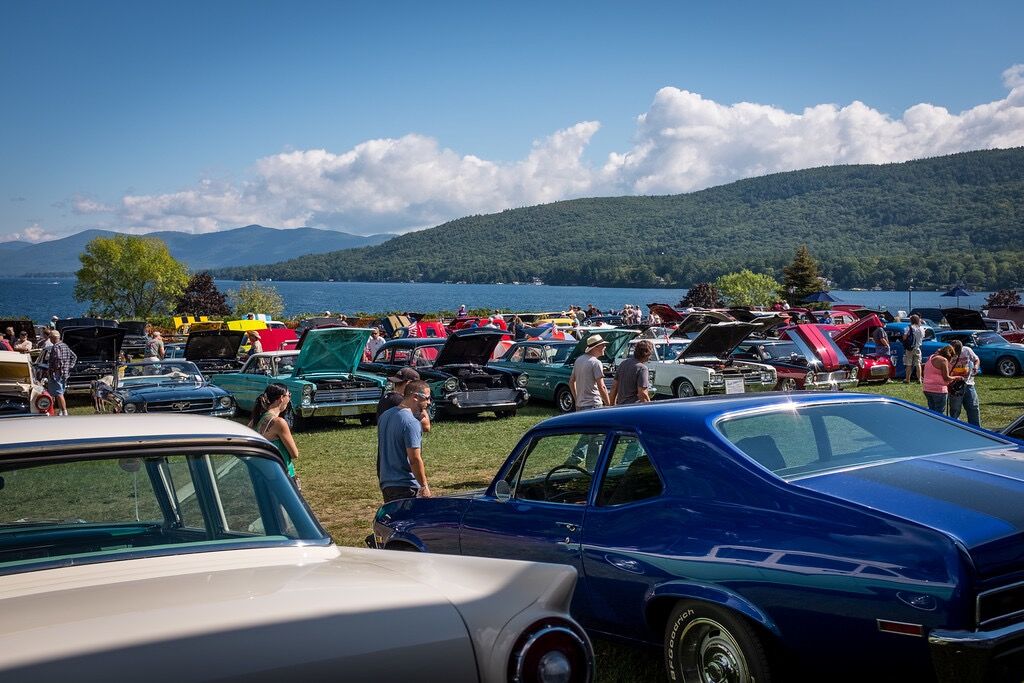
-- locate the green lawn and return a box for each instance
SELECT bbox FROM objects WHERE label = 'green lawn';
[66,376,1023,683]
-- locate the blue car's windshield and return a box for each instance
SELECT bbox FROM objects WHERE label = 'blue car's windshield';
[717,401,1008,480]
[975,332,1005,346]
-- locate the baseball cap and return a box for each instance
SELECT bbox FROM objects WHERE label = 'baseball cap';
[388,367,421,383]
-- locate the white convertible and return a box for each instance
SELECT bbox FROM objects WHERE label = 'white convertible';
[0,350,53,416]
[0,416,593,683]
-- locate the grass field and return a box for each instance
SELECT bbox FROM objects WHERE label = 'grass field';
[67,376,1024,682]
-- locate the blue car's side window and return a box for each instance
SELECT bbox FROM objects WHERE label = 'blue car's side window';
[596,435,663,507]
[507,433,606,505]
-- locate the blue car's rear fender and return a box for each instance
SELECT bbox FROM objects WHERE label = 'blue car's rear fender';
[645,580,781,638]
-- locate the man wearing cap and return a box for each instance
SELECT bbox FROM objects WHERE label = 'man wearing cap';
[377,367,431,432]
[569,335,611,411]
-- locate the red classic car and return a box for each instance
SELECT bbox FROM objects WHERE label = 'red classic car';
[830,314,895,384]
[733,324,859,391]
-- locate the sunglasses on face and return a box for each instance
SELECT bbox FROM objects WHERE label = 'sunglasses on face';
[414,393,432,403]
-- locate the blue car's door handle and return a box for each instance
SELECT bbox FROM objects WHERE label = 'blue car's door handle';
[555,521,578,532]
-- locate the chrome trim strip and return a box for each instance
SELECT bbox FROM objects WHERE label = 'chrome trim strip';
[977,579,1024,628]
[512,623,593,683]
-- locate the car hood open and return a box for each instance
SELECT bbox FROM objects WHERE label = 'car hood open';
[566,329,639,365]
[184,330,245,361]
[942,307,987,331]
[670,312,736,338]
[55,317,117,332]
[435,329,504,367]
[832,314,884,353]
[293,327,371,376]
[680,322,757,359]
[118,321,149,336]
[784,324,851,370]
[62,327,126,361]
[647,303,685,323]
[0,320,35,339]
[796,446,1024,579]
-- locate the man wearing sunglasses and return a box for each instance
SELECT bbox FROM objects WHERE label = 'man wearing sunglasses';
[377,380,433,503]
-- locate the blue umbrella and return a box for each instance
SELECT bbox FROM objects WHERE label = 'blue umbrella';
[802,291,840,303]
[942,285,971,307]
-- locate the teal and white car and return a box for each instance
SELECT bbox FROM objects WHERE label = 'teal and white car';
[210,327,385,426]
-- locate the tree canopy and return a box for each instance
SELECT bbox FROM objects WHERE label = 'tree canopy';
[230,281,285,319]
[74,235,188,319]
[782,246,823,305]
[176,273,231,317]
[714,270,783,307]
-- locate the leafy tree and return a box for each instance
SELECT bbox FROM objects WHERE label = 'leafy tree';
[176,273,231,317]
[782,246,821,305]
[74,234,188,319]
[680,282,722,308]
[986,289,1021,308]
[714,270,783,307]
[230,281,285,319]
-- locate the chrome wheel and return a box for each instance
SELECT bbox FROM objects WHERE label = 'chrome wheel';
[556,387,575,413]
[997,356,1020,377]
[674,379,696,398]
[679,618,748,683]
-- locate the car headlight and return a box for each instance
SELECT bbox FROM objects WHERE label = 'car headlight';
[761,372,773,383]
[301,384,313,406]
[709,374,725,385]
[35,395,52,412]
[219,396,233,408]
[385,381,394,393]
[443,377,459,393]
[123,402,138,413]
[516,373,529,387]
[805,370,815,385]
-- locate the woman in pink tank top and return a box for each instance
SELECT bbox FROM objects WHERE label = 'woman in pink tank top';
[923,345,957,414]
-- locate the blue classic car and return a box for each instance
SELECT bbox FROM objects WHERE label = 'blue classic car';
[872,322,946,379]
[373,393,1024,681]
[933,330,1024,377]
[91,359,236,417]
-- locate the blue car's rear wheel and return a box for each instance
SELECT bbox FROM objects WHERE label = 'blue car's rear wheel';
[996,356,1020,377]
[664,601,772,683]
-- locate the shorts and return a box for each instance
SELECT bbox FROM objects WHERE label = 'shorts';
[46,377,66,396]
[904,348,922,366]
[381,486,419,503]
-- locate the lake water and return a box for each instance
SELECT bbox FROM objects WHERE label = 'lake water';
[0,277,993,324]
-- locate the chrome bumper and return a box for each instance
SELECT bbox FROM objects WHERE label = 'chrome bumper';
[299,400,378,418]
[929,620,1024,683]
[806,373,859,391]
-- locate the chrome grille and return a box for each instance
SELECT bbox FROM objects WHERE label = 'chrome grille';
[978,581,1024,629]
[146,399,217,413]
[452,388,518,406]
[315,388,382,403]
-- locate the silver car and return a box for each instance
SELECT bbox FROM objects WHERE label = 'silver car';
[0,415,593,683]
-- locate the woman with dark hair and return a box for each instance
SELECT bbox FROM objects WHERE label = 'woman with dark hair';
[922,345,958,414]
[249,383,300,483]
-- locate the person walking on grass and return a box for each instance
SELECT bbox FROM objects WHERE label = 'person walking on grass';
[902,314,925,383]
[377,380,433,503]
[377,367,431,433]
[250,383,301,487]
[43,330,76,416]
[611,339,653,405]
[570,335,611,410]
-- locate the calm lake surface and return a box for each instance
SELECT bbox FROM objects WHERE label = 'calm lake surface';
[0,278,993,324]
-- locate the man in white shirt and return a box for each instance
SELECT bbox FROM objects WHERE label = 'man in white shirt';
[365,327,385,361]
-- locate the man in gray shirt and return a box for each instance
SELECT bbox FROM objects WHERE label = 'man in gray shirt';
[611,340,652,405]
[569,335,611,410]
[377,380,433,503]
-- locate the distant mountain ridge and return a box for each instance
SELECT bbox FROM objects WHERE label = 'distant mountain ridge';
[0,225,394,276]
[216,148,1024,290]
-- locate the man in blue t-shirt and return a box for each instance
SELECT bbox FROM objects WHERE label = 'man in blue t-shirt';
[377,380,433,503]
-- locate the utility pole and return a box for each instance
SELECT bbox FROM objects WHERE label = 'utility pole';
[908,277,914,314]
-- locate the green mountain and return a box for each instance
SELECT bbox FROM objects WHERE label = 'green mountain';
[216,148,1024,290]
[2,225,394,277]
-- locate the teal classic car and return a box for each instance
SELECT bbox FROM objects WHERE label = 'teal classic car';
[491,329,638,412]
[210,327,385,426]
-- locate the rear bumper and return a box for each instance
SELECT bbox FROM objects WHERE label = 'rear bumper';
[929,620,1024,683]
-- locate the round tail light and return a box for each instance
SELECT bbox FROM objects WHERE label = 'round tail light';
[35,395,53,413]
[509,620,592,683]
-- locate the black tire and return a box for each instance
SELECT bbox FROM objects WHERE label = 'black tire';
[495,409,517,418]
[996,356,1021,377]
[664,601,773,683]
[555,385,575,413]
[359,414,377,427]
[673,378,696,398]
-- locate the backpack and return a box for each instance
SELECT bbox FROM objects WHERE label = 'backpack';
[903,326,918,349]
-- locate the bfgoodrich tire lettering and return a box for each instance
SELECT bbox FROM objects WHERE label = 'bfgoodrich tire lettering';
[664,601,772,683]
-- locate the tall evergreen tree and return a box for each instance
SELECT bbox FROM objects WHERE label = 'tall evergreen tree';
[783,246,822,305]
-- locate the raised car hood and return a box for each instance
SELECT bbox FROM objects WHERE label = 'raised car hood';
[943,307,986,331]
[785,324,850,370]
[435,329,504,366]
[832,313,884,353]
[184,330,244,361]
[62,327,126,361]
[680,322,757,359]
[796,447,1024,578]
[566,329,639,365]
[55,317,117,332]
[118,321,149,336]
[647,303,685,323]
[293,327,371,376]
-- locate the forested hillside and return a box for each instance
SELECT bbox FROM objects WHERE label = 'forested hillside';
[218,148,1024,289]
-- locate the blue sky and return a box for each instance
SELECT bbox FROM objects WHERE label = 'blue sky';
[2,0,1022,241]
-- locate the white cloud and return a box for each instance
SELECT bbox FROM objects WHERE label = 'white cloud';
[83,65,1024,235]
[2,224,58,243]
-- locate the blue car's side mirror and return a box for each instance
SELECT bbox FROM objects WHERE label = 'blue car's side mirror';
[494,480,511,502]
